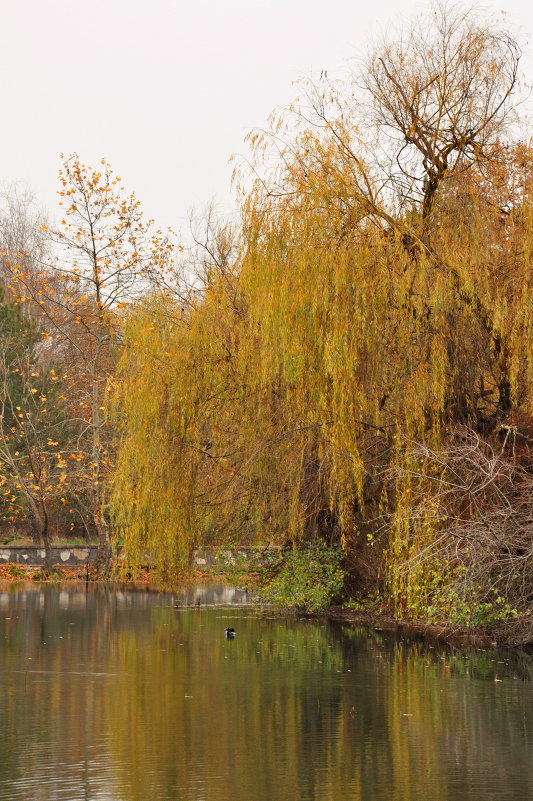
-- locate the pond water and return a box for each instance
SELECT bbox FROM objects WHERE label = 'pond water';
[0,584,532,801]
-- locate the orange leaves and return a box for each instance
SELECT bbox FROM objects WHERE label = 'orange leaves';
[1,152,179,540]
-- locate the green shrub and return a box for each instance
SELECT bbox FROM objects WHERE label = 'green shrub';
[259,541,345,612]
[31,568,63,582]
[7,564,26,578]
[449,594,518,627]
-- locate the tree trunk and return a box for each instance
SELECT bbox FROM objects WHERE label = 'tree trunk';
[30,503,52,571]
[93,505,112,574]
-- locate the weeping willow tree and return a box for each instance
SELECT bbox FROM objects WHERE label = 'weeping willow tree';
[111,2,533,622]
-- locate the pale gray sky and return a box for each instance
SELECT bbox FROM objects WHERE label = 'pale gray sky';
[1,0,532,234]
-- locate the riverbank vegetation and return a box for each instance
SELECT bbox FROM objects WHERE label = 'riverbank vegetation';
[1,3,533,642]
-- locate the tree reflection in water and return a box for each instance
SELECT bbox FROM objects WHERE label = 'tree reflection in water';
[0,585,532,801]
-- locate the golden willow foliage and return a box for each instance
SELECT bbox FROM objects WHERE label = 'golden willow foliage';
[111,140,533,588]
[111,299,197,580]
[111,6,533,612]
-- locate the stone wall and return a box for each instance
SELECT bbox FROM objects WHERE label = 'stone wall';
[0,546,98,566]
[0,545,280,567]
[192,546,280,569]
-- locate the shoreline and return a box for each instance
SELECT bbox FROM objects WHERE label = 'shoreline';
[1,564,531,651]
[325,607,505,650]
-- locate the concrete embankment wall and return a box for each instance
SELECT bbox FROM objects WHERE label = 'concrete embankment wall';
[0,545,280,568]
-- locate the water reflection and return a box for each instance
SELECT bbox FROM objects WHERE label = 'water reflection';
[0,585,532,801]
[172,583,257,606]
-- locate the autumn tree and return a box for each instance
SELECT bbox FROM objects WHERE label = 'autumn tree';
[8,155,177,565]
[111,218,246,580]
[242,2,524,423]
[111,1,533,637]
[0,186,48,288]
[363,4,520,222]
[0,289,75,567]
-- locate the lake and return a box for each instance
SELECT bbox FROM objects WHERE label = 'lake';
[0,584,532,801]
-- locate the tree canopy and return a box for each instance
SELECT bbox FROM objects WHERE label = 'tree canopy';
[110,4,533,638]
[1,3,532,635]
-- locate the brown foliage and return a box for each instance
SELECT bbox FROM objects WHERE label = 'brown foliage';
[400,425,533,639]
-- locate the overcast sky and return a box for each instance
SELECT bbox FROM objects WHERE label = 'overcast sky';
[1,0,532,236]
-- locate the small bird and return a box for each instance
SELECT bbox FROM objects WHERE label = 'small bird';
[224,627,235,639]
